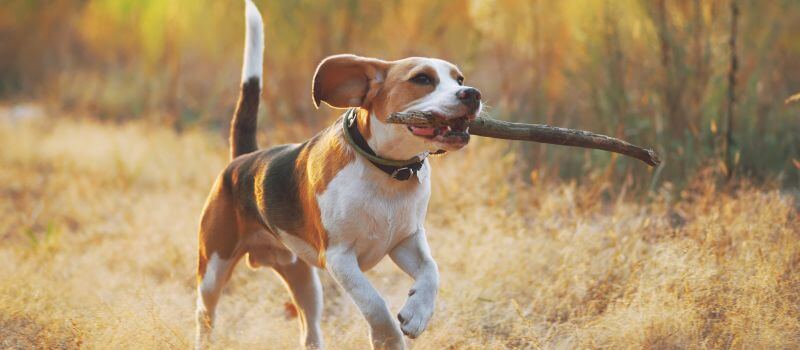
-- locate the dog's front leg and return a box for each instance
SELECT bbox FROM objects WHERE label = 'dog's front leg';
[389,228,439,339]
[326,247,405,350]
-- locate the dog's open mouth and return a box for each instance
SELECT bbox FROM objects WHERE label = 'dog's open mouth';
[407,114,471,145]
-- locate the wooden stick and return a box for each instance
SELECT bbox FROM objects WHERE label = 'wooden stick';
[388,112,661,167]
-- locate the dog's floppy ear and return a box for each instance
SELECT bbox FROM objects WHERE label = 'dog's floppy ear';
[312,54,389,109]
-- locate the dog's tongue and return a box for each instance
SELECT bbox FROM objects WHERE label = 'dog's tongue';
[410,126,436,136]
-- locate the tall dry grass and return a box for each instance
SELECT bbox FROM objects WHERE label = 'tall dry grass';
[1,112,798,349]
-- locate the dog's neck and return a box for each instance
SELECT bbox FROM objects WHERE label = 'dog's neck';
[358,110,432,161]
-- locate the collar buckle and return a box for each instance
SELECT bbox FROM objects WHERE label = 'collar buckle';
[391,167,414,180]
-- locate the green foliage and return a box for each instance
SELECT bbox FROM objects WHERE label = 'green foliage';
[0,0,796,187]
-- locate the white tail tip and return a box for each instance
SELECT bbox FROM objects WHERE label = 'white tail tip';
[242,0,264,85]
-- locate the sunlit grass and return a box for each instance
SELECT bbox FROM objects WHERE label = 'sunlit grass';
[1,116,797,349]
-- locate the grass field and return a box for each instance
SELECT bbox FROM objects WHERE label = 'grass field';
[1,111,798,349]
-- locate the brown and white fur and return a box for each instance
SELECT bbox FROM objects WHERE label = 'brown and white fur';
[195,1,482,349]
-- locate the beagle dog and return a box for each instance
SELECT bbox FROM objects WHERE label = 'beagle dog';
[195,1,481,349]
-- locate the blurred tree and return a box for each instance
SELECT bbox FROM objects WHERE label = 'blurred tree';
[723,0,738,179]
[0,0,796,188]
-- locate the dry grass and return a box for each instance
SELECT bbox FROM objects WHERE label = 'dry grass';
[1,113,798,349]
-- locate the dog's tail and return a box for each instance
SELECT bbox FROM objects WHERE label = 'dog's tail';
[230,0,264,159]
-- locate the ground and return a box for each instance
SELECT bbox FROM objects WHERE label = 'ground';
[1,113,798,349]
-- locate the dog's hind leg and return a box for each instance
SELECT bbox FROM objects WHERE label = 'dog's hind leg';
[195,178,243,349]
[273,259,325,349]
[196,252,238,349]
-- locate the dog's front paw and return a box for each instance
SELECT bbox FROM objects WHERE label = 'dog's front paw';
[396,291,434,339]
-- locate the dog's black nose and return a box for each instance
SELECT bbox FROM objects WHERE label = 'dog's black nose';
[456,87,481,111]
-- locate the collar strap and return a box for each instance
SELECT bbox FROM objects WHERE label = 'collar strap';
[342,108,426,181]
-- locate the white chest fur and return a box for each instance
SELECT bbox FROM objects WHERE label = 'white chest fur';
[317,158,431,271]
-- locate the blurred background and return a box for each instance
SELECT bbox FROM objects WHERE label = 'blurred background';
[1,0,798,189]
[2,2,799,348]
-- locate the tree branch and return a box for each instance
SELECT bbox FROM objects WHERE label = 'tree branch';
[388,112,661,167]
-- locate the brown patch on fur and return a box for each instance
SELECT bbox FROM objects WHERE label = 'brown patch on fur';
[293,124,354,266]
[355,107,371,140]
[371,58,439,121]
[197,176,234,281]
[196,173,254,282]
[449,67,463,81]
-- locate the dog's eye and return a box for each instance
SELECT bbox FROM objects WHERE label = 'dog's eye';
[456,76,464,85]
[410,73,434,85]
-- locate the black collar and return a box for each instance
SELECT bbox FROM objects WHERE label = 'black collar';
[342,109,425,181]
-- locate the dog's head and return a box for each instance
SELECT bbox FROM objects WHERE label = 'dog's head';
[312,55,482,159]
